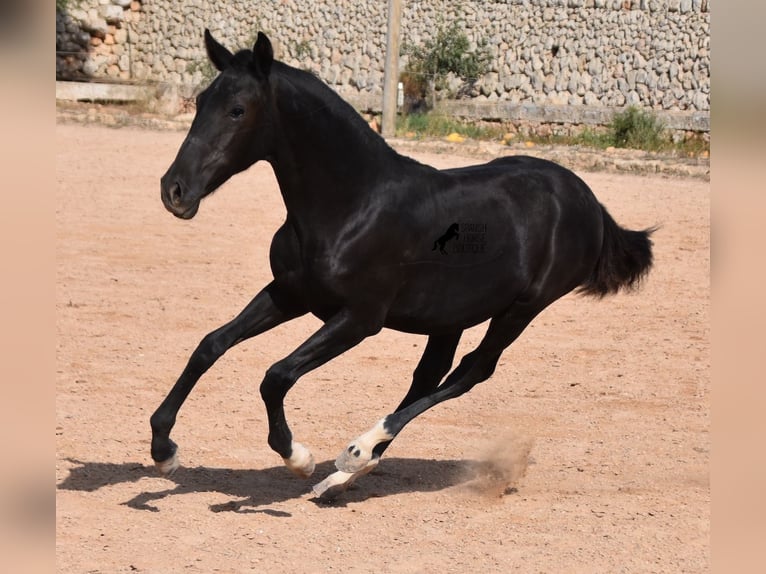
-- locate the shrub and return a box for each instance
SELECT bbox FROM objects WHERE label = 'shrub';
[609,106,669,151]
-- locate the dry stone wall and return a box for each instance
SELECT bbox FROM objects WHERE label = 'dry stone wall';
[56,1,144,81]
[57,0,710,119]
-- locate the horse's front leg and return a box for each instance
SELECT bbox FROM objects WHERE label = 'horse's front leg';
[259,307,384,477]
[150,281,306,475]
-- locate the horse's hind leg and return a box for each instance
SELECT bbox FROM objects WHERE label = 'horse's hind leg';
[150,282,306,475]
[373,331,462,454]
[397,332,463,411]
[332,301,544,478]
[312,332,462,498]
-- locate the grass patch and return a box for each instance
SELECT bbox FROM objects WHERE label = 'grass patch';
[396,112,504,140]
[395,106,708,158]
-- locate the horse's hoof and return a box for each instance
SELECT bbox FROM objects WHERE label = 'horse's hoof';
[284,442,315,478]
[335,443,371,473]
[312,470,355,500]
[155,451,180,476]
[313,458,380,500]
[335,418,392,473]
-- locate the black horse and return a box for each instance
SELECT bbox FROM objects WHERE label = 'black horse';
[151,30,655,499]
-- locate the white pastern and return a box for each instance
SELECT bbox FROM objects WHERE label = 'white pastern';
[155,451,180,476]
[355,418,394,452]
[283,441,316,478]
[335,418,393,473]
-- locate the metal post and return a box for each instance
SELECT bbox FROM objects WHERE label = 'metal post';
[381,0,402,138]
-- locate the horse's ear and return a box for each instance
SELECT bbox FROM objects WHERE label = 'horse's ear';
[204,28,233,72]
[252,32,273,78]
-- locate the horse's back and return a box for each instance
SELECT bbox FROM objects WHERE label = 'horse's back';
[375,155,606,333]
[435,154,604,255]
[441,155,594,200]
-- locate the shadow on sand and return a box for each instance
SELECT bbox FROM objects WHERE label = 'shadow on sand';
[57,457,477,513]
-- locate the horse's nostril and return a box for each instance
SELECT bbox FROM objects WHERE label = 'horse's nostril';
[170,182,183,207]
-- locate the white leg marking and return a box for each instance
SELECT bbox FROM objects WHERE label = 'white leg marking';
[283,441,315,478]
[155,451,180,476]
[335,418,393,473]
[354,418,394,452]
[313,457,380,500]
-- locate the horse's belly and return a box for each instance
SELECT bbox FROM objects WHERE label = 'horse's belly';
[385,261,526,334]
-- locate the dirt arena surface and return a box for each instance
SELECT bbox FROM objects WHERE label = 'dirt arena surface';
[56,121,709,573]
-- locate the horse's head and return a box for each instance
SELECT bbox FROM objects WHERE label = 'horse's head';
[161,30,275,219]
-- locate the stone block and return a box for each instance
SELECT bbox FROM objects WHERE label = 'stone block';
[83,17,108,39]
[99,5,124,23]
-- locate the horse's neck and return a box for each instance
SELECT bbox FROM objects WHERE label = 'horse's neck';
[268,71,402,229]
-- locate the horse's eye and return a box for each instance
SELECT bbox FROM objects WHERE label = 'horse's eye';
[228,106,245,119]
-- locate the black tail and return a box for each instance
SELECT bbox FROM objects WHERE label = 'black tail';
[578,205,656,298]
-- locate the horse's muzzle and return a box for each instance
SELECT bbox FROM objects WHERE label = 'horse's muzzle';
[161,176,199,220]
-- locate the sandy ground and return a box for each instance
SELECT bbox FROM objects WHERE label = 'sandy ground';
[56,121,709,573]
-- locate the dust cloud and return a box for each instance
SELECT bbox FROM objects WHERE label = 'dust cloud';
[459,433,534,498]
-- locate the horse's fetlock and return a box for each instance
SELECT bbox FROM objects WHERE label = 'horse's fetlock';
[150,411,175,433]
[267,432,292,458]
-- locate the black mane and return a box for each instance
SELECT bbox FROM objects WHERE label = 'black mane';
[225,47,419,168]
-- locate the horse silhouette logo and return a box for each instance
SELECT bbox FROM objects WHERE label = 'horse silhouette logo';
[433,223,459,254]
